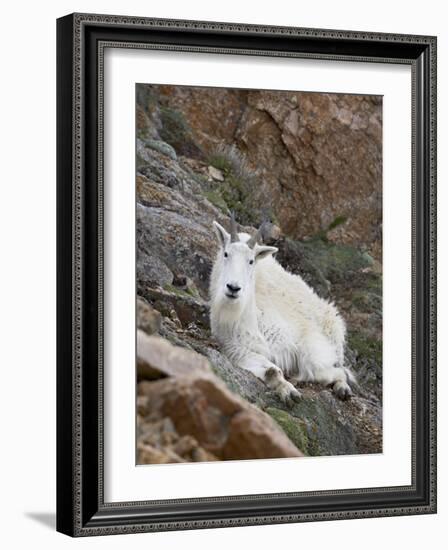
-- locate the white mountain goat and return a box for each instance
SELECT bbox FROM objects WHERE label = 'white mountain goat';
[209,217,355,406]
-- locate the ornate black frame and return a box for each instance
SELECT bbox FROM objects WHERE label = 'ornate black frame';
[56,13,437,537]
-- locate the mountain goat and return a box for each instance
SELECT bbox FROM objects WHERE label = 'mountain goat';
[209,217,355,406]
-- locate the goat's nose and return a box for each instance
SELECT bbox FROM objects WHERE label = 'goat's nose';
[227,283,241,293]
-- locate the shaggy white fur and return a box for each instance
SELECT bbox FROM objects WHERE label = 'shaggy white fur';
[209,221,355,406]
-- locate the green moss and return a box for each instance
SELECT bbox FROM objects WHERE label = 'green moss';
[266,407,311,455]
[163,284,191,298]
[185,284,201,299]
[164,282,201,300]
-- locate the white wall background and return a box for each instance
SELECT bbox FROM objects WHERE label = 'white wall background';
[0,1,445,548]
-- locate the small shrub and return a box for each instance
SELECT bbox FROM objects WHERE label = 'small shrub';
[328,215,348,232]
[315,214,348,242]
[202,190,228,214]
[207,144,263,226]
[209,143,253,181]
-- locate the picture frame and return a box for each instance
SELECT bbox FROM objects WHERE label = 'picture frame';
[56,12,437,537]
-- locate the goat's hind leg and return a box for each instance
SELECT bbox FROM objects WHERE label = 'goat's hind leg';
[302,333,354,399]
[240,354,302,407]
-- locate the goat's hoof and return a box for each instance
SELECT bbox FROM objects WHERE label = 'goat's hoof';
[291,388,302,402]
[282,387,302,408]
[333,381,352,400]
[265,366,282,382]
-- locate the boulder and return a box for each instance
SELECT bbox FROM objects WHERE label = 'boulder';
[137,331,210,380]
[137,332,303,461]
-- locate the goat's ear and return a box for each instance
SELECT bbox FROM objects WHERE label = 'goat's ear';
[213,221,230,247]
[255,245,278,261]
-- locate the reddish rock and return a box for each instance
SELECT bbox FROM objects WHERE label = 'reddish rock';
[137,332,303,461]
[137,331,210,380]
[153,86,382,256]
[137,442,185,464]
[156,85,247,150]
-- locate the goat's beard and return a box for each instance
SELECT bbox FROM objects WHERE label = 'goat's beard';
[225,294,242,305]
[219,291,246,311]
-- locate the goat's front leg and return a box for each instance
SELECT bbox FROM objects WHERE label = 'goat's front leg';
[240,353,302,407]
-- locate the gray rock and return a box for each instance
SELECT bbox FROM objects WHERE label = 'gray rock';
[208,165,225,181]
[137,204,215,296]
[142,138,178,161]
[137,296,162,335]
[136,246,173,292]
[142,287,209,330]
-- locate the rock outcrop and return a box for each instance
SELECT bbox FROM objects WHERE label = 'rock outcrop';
[135,83,383,463]
[141,85,382,256]
[137,332,303,462]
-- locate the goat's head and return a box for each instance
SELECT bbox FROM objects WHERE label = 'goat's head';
[212,216,278,308]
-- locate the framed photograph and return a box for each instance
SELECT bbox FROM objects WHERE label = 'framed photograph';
[56,13,437,536]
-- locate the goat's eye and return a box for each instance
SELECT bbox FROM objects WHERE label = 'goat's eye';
[224,252,228,258]
[249,259,254,265]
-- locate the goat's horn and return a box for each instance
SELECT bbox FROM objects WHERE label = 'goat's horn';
[229,212,239,243]
[247,222,266,248]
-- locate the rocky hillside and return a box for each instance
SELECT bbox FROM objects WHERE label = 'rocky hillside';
[137,84,382,257]
[136,84,383,463]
